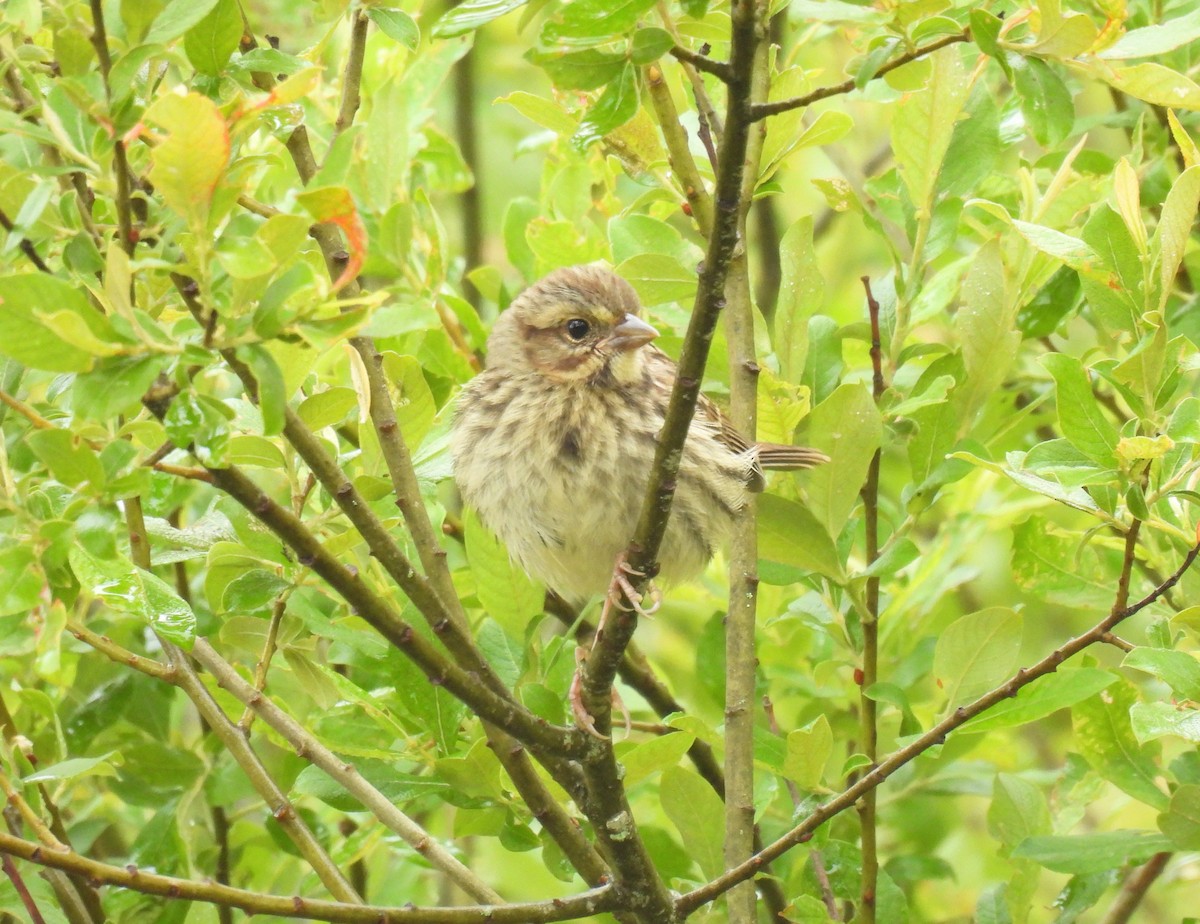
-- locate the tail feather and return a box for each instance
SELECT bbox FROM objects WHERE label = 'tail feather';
[756,444,829,470]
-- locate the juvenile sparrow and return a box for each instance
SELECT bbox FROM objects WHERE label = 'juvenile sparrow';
[451,264,827,615]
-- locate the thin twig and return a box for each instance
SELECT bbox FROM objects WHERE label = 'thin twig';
[88,0,136,257]
[237,591,289,733]
[2,854,47,924]
[678,539,1200,913]
[67,621,174,681]
[1100,852,1171,924]
[0,205,52,273]
[192,639,504,904]
[751,29,972,120]
[669,45,731,81]
[0,830,619,924]
[0,768,69,851]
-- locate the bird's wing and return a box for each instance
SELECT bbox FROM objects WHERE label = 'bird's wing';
[645,347,827,489]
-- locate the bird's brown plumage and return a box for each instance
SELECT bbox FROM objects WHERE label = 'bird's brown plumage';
[450,264,827,603]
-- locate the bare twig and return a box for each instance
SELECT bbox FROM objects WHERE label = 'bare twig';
[645,64,715,235]
[1100,852,1171,924]
[237,591,289,733]
[330,11,369,148]
[0,205,52,273]
[751,29,972,120]
[2,853,47,924]
[670,45,731,81]
[191,639,504,904]
[0,830,619,924]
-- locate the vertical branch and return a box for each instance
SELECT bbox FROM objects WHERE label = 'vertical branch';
[722,6,772,923]
[88,0,136,258]
[453,20,485,308]
[751,8,787,318]
[858,277,886,923]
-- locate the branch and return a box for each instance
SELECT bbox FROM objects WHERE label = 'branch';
[857,278,886,923]
[1100,852,1171,924]
[750,28,971,120]
[722,14,771,921]
[67,621,174,681]
[669,45,731,81]
[0,205,52,273]
[570,5,767,921]
[645,64,714,235]
[0,830,619,924]
[2,853,46,924]
[162,643,362,903]
[190,639,504,905]
[88,0,136,256]
[677,539,1200,913]
[330,10,369,148]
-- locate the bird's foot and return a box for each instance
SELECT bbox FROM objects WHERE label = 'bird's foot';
[569,647,630,741]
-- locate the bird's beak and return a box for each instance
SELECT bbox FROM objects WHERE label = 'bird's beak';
[607,314,659,352]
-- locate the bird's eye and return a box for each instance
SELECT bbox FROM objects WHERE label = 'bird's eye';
[565,318,590,341]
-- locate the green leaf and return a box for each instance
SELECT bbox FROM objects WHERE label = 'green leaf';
[544,0,657,41]
[1074,682,1168,810]
[1123,647,1200,700]
[1102,7,1200,59]
[69,547,196,648]
[73,355,164,421]
[988,773,1051,851]
[956,238,1016,419]
[463,508,544,636]
[1129,701,1200,744]
[574,63,638,147]
[0,274,117,371]
[26,429,106,490]
[298,387,358,432]
[613,253,696,306]
[23,753,120,784]
[774,216,822,384]
[1012,831,1172,875]
[618,732,696,788]
[781,715,832,790]
[933,607,1024,707]
[0,545,45,617]
[146,0,221,44]
[183,0,241,75]
[660,766,725,879]
[804,383,882,538]
[1158,784,1200,849]
[1092,61,1200,109]
[960,668,1116,733]
[1154,165,1200,309]
[1011,55,1073,147]
[367,9,419,50]
[526,48,626,90]
[892,46,971,212]
[631,27,673,64]
[1042,353,1118,466]
[239,344,288,437]
[497,91,578,134]
[432,0,527,38]
[757,493,844,581]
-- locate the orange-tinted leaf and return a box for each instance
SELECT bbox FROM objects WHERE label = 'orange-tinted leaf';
[296,186,367,291]
[143,91,230,229]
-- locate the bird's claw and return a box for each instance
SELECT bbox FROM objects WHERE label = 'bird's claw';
[569,647,630,741]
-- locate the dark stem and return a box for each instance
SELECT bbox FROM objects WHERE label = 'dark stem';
[1100,852,1171,924]
[2,854,46,924]
[751,29,971,120]
[454,18,485,308]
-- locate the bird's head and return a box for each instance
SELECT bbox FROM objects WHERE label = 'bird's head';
[486,265,659,385]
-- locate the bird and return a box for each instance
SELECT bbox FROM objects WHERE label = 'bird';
[450,264,827,732]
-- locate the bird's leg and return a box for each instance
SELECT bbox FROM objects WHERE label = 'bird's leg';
[570,552,657,738]
[569,646,631,741]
